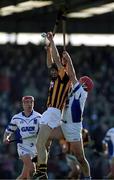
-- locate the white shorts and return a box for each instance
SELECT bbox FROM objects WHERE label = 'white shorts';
[61,122,82,142]
[17,139,37,159]
[40,107,61,128]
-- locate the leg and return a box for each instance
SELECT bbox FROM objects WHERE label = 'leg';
[47,126,64,154]
[49,126,65,140]
[36,124,52,166]
[107,157,114,179]
[33,124,52,179]
[33,126,64,179]
[70,140,91,179]
[16,155,34,180]
[67,157,81,179]
[37,125,64,166]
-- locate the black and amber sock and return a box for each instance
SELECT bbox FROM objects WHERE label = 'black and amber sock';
[33,164,48,179]
[38,164,47,172]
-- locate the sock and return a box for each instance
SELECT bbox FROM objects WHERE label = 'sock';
[38,164,47,172]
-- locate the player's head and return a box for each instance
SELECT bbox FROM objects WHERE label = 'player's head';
[49,63,58,80]
[22,96,34,102]
[22,96,34,112]
[79,76,94,92]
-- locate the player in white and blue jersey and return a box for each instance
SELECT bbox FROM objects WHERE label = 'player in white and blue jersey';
[102,127,114,179]
[3,96,42,179]
[61,81,88,141]
[60,52,94,180]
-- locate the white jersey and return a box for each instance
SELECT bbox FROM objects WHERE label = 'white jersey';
[61,82,88,142]
[62,81,88,123]
[103,128,114,157]
[6,110,41,140]
[5,110,42,158]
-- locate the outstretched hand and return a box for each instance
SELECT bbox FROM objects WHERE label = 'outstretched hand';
[47,32,54,42]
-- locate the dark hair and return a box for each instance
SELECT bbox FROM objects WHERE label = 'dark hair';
[50,63,58,71]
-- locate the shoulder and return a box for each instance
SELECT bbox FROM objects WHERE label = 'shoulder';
[73,82,87,93]
[72,82,88,99]
[33,111,42,118]
[78,82,88,96]
[107,128,114,134]
[12,112,22,120]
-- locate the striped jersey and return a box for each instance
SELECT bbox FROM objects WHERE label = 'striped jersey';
[5,110,42,139]
[103,128,114,157]
[62,82,88,123]
[47,67,70,110]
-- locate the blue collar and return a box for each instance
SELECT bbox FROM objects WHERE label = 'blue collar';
[22,110,33,117]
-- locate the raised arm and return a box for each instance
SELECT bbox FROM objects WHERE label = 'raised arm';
[45,44,54,68]
[46,32,62,69]
[62,51,78,85]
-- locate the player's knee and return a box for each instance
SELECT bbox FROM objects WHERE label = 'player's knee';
[36,136,46,149]
[36,139,43,149]
[77,154,86,164]
[37,131,44,141]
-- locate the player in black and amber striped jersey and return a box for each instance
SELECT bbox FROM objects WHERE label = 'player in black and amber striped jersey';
[33,32,74,179]
[47,63,71,110]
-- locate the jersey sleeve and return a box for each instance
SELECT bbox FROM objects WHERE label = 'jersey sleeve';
[6,116,18,134]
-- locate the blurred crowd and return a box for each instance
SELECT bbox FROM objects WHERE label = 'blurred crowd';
[0,43,114,179]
